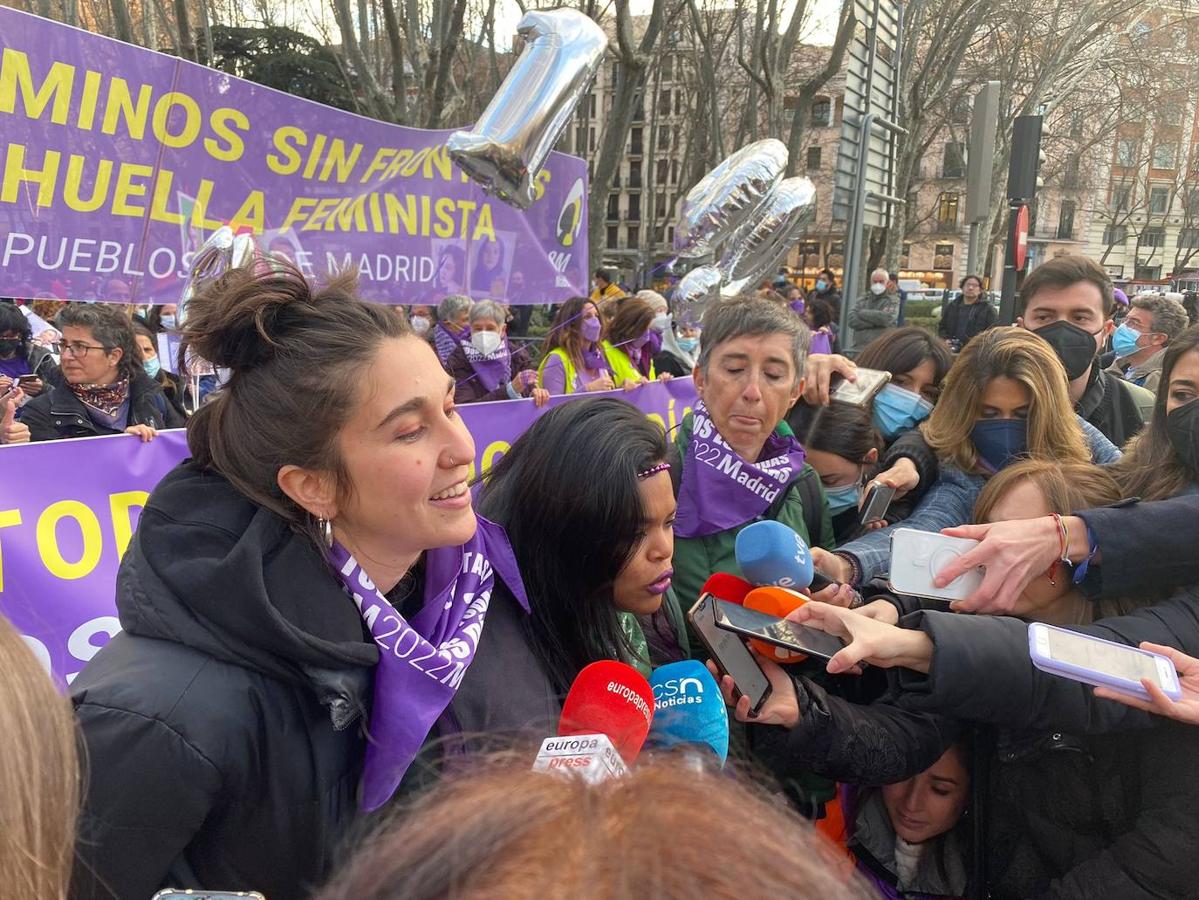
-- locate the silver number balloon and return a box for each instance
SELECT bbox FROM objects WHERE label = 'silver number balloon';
[674,140,789,259]
[447,9,607,210]
[719,177,817,297]
[674,265,723,326]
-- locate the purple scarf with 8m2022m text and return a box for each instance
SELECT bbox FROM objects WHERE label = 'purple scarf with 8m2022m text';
[329,514,528,811]
[674,401,807,539]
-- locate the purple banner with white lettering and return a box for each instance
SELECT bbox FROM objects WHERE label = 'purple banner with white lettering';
[0,7,588,305]
[0,378,697,683]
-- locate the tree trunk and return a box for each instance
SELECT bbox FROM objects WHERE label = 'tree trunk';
[173,0,196,61]
[423,0,468,128]
[332,0,393,121]
[380,0,409,123]
[109,0,135,43]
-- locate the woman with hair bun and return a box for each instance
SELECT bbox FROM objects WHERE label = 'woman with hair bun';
[69,265,536,899]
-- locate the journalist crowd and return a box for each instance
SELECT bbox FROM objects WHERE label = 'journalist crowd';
[6,251,1199,900]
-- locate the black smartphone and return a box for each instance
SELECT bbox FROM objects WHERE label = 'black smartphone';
[687,594,772,714]
[860,483,897,525]
[152,893,265,900]
[712,599,846,661]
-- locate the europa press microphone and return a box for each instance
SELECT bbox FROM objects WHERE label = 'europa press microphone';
[735,519,852,662]
[532,660,655,783]
[645,660,729,768]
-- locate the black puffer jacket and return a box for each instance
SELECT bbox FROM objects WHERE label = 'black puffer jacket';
[71,462,557,899]
[750,668,1199,899]
[23,371,183,441]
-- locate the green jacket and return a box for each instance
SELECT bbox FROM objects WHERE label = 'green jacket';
[671,413,836,612]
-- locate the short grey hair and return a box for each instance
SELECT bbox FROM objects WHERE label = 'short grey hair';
[438,294,472,322]
[469,300,506,327]
[870,268,889,282]
[635,290,668,313]
[697,295,810,387]
[57,302,141,381]
[1131,293,1189,341]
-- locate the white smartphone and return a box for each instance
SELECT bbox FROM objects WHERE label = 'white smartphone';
[887,527,984,603]
[1028,623,1183,701]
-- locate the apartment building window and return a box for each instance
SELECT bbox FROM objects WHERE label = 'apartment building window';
[1103,225,1127,245]
[1136,264,1162,280]
[606,226,618,248]
[575,126,588,154]
[1111,183,1132,211]
[950,95,970,125]
[658,89,671,116]
[1063,154,1081,188]
[607,194,620,220]
[1116,138,1138,167]
[1141,226,1166,247]
[806,146,822,171]
[933,243,955,270]
[629,160,642,189]
[827,242,845,267]
[661,56,673,79]
[657,159,669,183]
[1153,141,1179,169]
[937,192,959,230]
[1149,187,1170,215]
[900,243,912,267]
[657,125,673,151]
[942,142,966,179]
[630,127,643,155]
[811,98,832,127]
[798,241,821,268]
[1057,201,1076,240]
[628,194,641,221]
[655,193,668,218]
[627,225,640,248]
[1180,227,1199,249]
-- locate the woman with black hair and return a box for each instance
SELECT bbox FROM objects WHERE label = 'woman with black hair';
[0,301,58,396]
[477,397,685,687]
[802,403,887,544]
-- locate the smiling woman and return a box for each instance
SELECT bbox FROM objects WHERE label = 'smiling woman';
[67,264,543,899]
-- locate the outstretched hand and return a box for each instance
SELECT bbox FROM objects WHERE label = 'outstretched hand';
[1094,643,1199,726]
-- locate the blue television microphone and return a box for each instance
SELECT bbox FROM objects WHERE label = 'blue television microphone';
[734,520,833,591]
[646,660,729,767]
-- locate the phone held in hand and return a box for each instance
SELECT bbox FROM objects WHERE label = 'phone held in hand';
[687,594,772,714]
[1028,623,1182,701]
[860,482,897,525]
[15,374,39,387]
[830,367,891,407]
[711,598,846,661]
[887,528,984,603]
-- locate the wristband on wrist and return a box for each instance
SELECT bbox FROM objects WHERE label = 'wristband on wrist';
[1048,513,1072,585]
[1072,521,1100,585]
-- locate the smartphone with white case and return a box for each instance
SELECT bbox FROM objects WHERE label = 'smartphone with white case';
[887,527,984,603]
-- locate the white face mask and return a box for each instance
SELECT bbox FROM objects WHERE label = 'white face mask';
[471,330,502,356]
[410,315,430,336]
[651,313,671,333]
[870,282,887,296]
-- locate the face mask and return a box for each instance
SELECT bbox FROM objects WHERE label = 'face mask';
[1111,322,1144,359]
[143,357,161,378]
[1167,399,1199,478]
[0,338,21,359]
[410,315,431,336]
[816,279,828,292]
[1033,319,1099,381]
[651,313,671,333]
[873,383,934,440]
[470,331,502,356]
[824,481,862,515]
[971,418,1029,472]
[581,316,602,343]
[870,282,886,296]
[628,331,652,350]
[160,314,177,330]
[678,337,699,354]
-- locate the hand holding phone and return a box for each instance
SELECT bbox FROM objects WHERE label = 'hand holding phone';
[831,367,891,407]
[712,599,847,661]
[1029,624,1182,702]
[888,528,984,602]
[688,594,772,715]
[860,482,897,524]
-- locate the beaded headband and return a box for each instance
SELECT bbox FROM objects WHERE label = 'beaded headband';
[637,462,671,480]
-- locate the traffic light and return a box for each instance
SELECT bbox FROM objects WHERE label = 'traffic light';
[1008,115,1043,202]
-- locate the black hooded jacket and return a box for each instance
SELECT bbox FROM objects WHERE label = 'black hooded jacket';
[70,462,559,899]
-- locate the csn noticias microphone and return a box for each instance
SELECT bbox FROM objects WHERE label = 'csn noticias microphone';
[645,660,729,767]
[532,660,655,783]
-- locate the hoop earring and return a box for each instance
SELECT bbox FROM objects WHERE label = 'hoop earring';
[319,517,333,549]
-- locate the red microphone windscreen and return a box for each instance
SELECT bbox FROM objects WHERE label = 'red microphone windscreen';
[700,572,753,605]
[558,660,654,763]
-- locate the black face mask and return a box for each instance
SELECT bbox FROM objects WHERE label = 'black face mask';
[0,338,22,360]
[1033,320,1099,381]
[1167,398,1199,479]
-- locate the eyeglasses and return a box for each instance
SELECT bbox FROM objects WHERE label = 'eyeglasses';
[55,342,111,359]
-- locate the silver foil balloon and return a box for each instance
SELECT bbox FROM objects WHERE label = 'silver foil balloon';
[447,9,607,210]
[674,140,789,259]
[177,226,236,326]
[674,265,723,326]
[719,177,817,297]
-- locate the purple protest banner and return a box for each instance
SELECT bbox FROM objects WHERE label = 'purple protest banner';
[0,7,588,305]
[0,378,697,684]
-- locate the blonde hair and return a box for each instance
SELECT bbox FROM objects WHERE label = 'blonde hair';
[921,327,1090,473]
[317,756,872,900]
[0,616,79,899]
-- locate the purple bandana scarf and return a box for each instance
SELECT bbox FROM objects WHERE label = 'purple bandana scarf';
[330,515,528,811]
[433,322,468,365]
[462,340,513,392]
[674,401,807,539]
[582,342,607,373]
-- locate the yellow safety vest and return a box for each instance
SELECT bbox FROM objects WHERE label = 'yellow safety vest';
[537,347,581,394]
[601,340,655,387]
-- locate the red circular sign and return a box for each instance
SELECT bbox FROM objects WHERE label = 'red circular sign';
[1012,205,1030,271]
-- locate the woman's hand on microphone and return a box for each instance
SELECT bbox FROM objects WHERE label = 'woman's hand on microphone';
[706,658,799,729]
